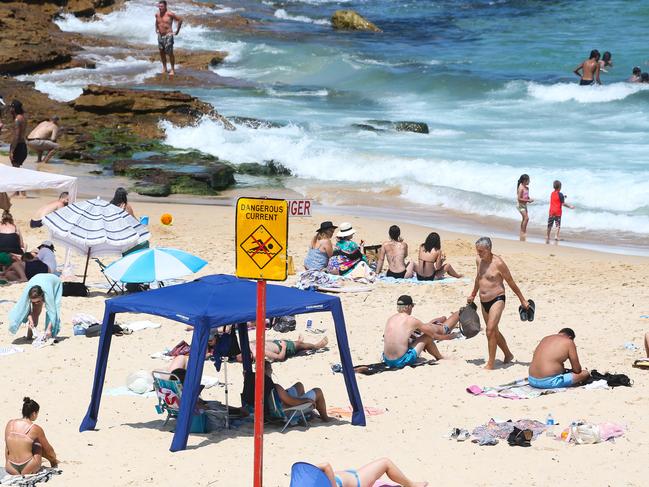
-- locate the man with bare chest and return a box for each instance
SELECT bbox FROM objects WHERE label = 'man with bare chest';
[468,237,530,370]
[155,1,182,76]
[375,225,414,279]
[573,49,601,86]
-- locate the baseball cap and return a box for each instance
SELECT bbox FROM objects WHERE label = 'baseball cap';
[397,295,414,306]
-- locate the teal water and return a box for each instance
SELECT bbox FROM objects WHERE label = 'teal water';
[30,0,649,241]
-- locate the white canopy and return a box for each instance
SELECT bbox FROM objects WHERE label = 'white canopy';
[0,163,77,199]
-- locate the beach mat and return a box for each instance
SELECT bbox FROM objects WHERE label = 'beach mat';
[379,276,469,285]
[354,359,437,375]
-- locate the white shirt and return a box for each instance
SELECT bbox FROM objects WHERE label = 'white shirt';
[37,248,57,273]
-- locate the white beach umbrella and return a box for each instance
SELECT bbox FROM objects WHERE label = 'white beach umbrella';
[104,247,207,284]
[43,197,150,284]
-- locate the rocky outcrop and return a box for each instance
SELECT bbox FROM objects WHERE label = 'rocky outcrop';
[113,154,236,196]
[357,120,429,134]
[237,161,292,176]
[331,10,381,33]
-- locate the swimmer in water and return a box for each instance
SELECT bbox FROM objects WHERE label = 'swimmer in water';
[574,50,601,86]
[628,67,642,83]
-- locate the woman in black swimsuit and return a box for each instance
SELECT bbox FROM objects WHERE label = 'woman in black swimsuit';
[416,232,462,281]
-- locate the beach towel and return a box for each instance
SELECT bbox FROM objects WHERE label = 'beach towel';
[0,467,62,486]
[354,359,437,375]
[8,274,62,337]
[126,320,162,332]
[327,405,385,418]
[0,346,23,357]
[318,285,373,293]
[379,276,469,285]
[104,385,157,398]
[467,378,565,400]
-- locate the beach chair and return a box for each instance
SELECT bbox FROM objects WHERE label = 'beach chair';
[94,258,125,295]
[268,389,314,433]
[152,370,207,432]
[152,370,183,426]
[289,462,331,487]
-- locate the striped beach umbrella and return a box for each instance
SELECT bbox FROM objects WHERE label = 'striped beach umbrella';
[43,197,150,284]
[104,247,207,283]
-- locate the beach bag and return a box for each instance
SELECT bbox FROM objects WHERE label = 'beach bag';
[459,302,481,338]
[273,315,296,333]
[62,281,88,297]
[570,423,601,444]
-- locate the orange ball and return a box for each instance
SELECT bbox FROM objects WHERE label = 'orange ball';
[160,213,173,225]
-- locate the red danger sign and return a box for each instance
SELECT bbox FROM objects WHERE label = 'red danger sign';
[287,199,312,217]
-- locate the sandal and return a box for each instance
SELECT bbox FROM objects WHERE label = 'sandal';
[507,427,533,447]
[526,299,536,322]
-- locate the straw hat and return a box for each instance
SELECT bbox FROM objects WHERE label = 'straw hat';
[336,222,356,238]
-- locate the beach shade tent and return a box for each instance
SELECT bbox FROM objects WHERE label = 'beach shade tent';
[104,247,207,283]
[43,197,150,285]
[80,274,366,452]
[0,163,77,199]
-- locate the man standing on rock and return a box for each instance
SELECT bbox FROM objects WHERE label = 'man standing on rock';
[155,0,182,76]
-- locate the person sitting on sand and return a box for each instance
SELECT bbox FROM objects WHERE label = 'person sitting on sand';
[240,335,329,362]
[110,187,136,217]
[317,458,427,487]
[327,222,366,275]
[0,211,24,256]
[304,221,337,271]
[265,360,330,421]
[26,116,60,164]
[628,66,642,83]
[1,252,49,282]
[528,328,590,389]
[9,274,62,339]
[468,237,530,370]
[574,49,601,85]
[30,192,69,228]
[375,225,415,279]
[383,295,460,368]
[4,397,58,476]
[416,232,462,281]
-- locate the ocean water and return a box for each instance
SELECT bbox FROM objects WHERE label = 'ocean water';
[31,0,649,244]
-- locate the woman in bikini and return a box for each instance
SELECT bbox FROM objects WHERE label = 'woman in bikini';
[317,458,427,487]
[4,397,58,475]
[416,232,462,281]
[516,174,533,241]
[304,221,337,271]
[110,187,136,218]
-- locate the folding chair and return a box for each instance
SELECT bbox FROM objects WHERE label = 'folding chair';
[152,370,183,426]
[94,258,125,294]
[268,389,314,433]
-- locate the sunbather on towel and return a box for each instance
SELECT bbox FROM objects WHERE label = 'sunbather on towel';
[382,295,459,368]
[238,335,329,362]
[528,328,590,389]
[317,457,428,487]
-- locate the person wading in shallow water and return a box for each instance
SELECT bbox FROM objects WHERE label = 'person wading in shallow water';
[154,0,182,76]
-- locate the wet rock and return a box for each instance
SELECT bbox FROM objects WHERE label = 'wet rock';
[331,10,381,33]
[364,119,429,134]
[352,123,386,133]
[133,181,171,197]
[237,161,292,176]
[230,116,286,129]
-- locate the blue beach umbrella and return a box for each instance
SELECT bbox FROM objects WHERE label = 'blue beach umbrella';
[104,247,207,283]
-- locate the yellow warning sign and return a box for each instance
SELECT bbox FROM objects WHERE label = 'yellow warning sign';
[236,197,288,281]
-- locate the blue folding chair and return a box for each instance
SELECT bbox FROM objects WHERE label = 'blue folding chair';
[290,462,331,487]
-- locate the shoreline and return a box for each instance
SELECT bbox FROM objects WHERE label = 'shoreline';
[7,154,647,258]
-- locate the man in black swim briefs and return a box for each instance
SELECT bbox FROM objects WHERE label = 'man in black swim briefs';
[468,237,530,370]
[574,49,601,86]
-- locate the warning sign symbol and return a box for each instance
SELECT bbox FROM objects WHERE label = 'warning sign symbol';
[240,225,284,269]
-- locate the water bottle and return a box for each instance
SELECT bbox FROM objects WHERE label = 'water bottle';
[546,413,555,426]
[306,319,313,331]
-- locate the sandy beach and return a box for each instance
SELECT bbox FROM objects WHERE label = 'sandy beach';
[1,183,648,486]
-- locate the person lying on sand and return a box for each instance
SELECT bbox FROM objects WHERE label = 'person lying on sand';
[317,457,428,487]
[528,328,590,389]
[30,192,68,229]
[382,295,459,368]
[375,225,415,279]
[239,335,329,362]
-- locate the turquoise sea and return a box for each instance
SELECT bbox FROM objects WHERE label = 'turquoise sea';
[22,0,649,250]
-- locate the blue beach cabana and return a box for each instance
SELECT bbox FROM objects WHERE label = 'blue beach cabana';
[80,274,366,451]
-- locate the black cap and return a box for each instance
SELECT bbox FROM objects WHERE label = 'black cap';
[316,221,337,233]
[397,295,413,306]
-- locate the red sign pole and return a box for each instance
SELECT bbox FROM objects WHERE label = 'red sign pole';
[253,279,267,487]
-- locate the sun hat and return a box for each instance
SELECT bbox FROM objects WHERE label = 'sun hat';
[397,295,414,306]
[336,222,356,238]
[316,221,337,233]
